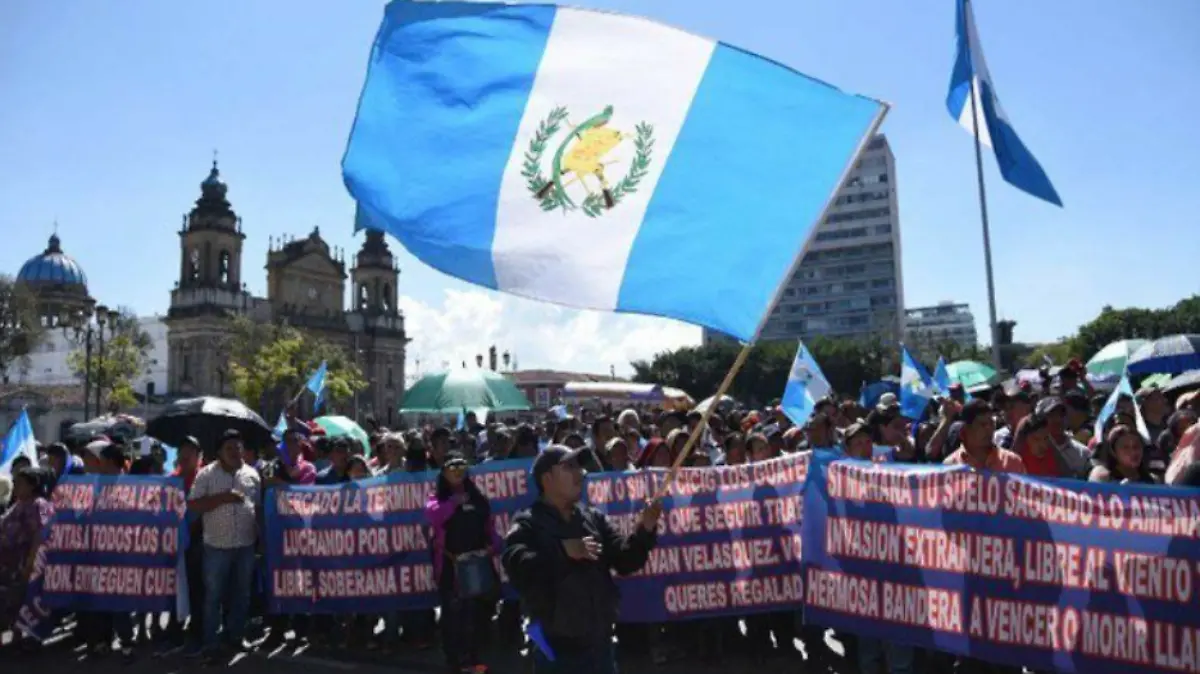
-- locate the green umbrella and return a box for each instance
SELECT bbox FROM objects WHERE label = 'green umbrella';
[1139,372,1172,389]
[946,360,1001,390]
[400,369,532,413]
[313,415,371,448]
[1086,339,1148,380]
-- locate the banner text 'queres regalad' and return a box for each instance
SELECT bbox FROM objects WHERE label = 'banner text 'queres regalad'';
[36,475,189,613]
[801,454,1200,674]
[264,458,533,614]
[587,453,808,622]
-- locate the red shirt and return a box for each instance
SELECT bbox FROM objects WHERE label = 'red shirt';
[1019,449,1059,478]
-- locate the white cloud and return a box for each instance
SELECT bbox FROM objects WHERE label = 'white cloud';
[398,289,699,379]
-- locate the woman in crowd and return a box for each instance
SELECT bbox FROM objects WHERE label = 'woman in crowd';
[0,467,53,633]
[425,452,500,674]
[1011,414,1059,478]
[1089,425,1158,484]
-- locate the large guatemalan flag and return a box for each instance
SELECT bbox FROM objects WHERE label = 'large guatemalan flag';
[343,1,885,343]
[946,0,1061,206]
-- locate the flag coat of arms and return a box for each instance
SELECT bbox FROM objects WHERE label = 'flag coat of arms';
[344,1,884,342]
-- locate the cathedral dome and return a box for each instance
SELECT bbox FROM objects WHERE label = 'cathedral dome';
[17,233,89,290]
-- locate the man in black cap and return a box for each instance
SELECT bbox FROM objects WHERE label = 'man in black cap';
[1036,396,1091,478]
[502,445,662,674]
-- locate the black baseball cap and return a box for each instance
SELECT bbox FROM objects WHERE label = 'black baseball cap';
[531,444,584,492]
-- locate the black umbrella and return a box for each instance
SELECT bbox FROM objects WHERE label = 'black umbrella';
[1163,369,1200,395]
[147,396,273,457]
[66,415,145,445]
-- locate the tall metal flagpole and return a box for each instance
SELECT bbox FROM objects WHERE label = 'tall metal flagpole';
[965,2,1003,373]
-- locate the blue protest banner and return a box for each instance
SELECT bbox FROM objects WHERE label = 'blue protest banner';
[13,532,56,641]
[264,458,534,614]
[801,455,1200,673]
[36,475,189,613]
[586,453,810,622]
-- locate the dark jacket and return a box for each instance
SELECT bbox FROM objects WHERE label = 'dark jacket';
[502,500,655,653]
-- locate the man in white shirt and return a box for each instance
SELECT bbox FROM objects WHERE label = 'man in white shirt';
[188,429,261,662]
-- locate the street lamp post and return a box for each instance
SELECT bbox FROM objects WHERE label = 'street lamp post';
[62,305,116,419]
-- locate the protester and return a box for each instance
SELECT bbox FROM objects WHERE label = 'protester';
[1089,425,1158,484]
[187,429,261,664]
[943,400,1025,473]
[426,452,501,673]
[0,467,53,631]
[502,445,662,674]
[1010,414,1057,477]
[80,439,138,660]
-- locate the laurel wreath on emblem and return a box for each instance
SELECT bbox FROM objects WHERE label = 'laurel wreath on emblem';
[522,106,655,218]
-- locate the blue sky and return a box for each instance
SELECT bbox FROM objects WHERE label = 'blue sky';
[2,0,1197,376]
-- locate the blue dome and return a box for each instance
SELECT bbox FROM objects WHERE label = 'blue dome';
[17,234,88,288]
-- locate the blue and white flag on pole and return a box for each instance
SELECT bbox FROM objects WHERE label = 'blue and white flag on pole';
[1093,374,1150,443]
[344,1,885,343]
[946,0,1061,206]
[272,411,288,441]
[899,346,935,421]
[932,356,952,397]
[0,408,37,473]
[306,361,328,412]
[780,340,831,427]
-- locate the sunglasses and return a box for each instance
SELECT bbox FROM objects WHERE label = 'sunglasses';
[445,463,468,473]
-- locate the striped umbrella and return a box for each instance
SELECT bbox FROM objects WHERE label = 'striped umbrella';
[1085,339,1148,382]
[1126,334,1200,376]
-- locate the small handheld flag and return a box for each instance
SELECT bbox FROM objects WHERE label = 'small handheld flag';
[306,361,328,412]
[933,357,952,397]
[0,408,38,473]
[947,0,1061,206]
[1094,374,1150,443]
[899,346,935,421]
[780,340,831,427]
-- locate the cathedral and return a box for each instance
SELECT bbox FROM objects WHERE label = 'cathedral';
[165,160,408,426]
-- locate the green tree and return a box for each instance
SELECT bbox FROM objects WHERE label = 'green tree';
[1068,296,1200,359]
[66,308,152,412]
[225,315,367,415]
[0,275,44,380]
[630,336,897,404]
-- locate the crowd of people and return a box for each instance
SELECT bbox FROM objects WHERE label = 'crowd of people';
[2,358,1200,674]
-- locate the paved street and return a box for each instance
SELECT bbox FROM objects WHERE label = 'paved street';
[2,621,842,674]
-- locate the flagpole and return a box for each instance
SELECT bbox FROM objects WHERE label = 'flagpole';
[966,0,1002,373]
[655,102,891,499]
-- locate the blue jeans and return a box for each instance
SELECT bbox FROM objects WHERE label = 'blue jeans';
[202,544,256,651]
[532,640,618,674]
[858,637,915,674]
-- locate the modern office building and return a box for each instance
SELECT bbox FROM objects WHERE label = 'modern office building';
[904,302,978,353]
[703,134,905,345]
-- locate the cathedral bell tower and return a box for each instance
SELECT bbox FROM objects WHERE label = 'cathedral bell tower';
[350,230,398,316]
[178,159,245,291]
[347,229,408,426]
[165,157,253,397]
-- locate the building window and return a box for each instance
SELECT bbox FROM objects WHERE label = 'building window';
[182,354,190,380]
[382,283,392,313]
[188,248,200,283]
[825,207,890,224]
[358,285,369,311]
[218,251,231,285]
[387,367,393,387]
